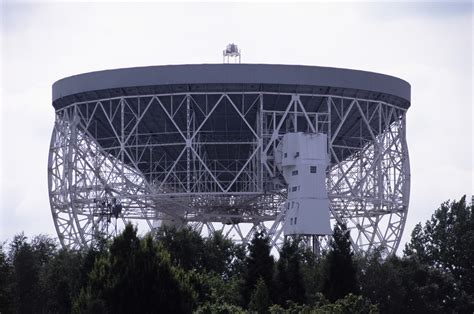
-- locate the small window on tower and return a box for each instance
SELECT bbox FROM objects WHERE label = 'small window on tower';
[292,170,298,176]
[292,186,297,192]
[284,153,287,158]
[290,218,293,225]
[294,217,297,224]
[310,166,317,173]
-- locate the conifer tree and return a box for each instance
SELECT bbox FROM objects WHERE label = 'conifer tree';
[274,239,306,305]
[249,277,271,314]
[242,231,274,306]
[322,221,358,302]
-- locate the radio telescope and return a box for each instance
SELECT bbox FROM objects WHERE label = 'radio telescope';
[48,64,410,254]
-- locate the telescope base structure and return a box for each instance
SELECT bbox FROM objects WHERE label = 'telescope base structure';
[49,89,410,255]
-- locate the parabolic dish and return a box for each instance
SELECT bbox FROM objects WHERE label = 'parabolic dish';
[49,64,411,253]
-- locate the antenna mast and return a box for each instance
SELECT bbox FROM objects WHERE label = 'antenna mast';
[223,43,241,63]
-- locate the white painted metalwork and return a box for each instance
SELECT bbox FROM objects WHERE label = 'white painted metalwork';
[48,92,410,254]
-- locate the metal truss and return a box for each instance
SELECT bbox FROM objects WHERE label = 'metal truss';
[49,91,410,254]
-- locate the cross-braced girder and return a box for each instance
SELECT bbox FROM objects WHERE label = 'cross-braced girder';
[48,91,409,254]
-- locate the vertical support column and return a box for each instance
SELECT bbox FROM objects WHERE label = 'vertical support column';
[377,103,383,202]
[326,97,332,194]
[69,105,86,246]
[186,94,191,193]
[327,97,332,147]
[293,95,298,132]
[272,111,276,175]
[121,98,125,184]
[401,110,410,213]
[258,93,264,191]
[315,113,319,133]
[312,235,321,257]
[192,108,197,193]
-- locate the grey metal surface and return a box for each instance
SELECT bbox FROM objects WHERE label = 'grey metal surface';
[52,64,410,110]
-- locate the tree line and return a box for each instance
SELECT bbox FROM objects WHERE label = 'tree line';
[0,196,472,313]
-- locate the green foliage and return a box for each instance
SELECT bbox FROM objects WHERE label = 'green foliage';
[0,243,13,313]
[72,286,107,314]
[189,270,243,307]
[274,238,306,306]
[268,304,287,314]
[249,277,271,314]
[359,252,459,313]
[156,226,245,280]
[226,242,246,278]
[322,221,358,302]
[405,197,474,279]
[318,293,378,313]
[1,234,86,313]
[403,195,474,312]
[203,231,238,278]
[157,225,207,271]
[76,224,196,313]
[358,251,402,313]
[194,302,247,314]
[2,196,472,313]
[299,249,325,305]
[242,231,275,306]
[40,248,84,313]
[9,233,41,313]
[6,233,59,313]
[268,294,376,313]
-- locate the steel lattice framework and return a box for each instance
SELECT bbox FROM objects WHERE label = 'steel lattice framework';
[49,83,410,254]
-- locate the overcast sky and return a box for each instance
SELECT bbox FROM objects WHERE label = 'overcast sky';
[1,1,472,253]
